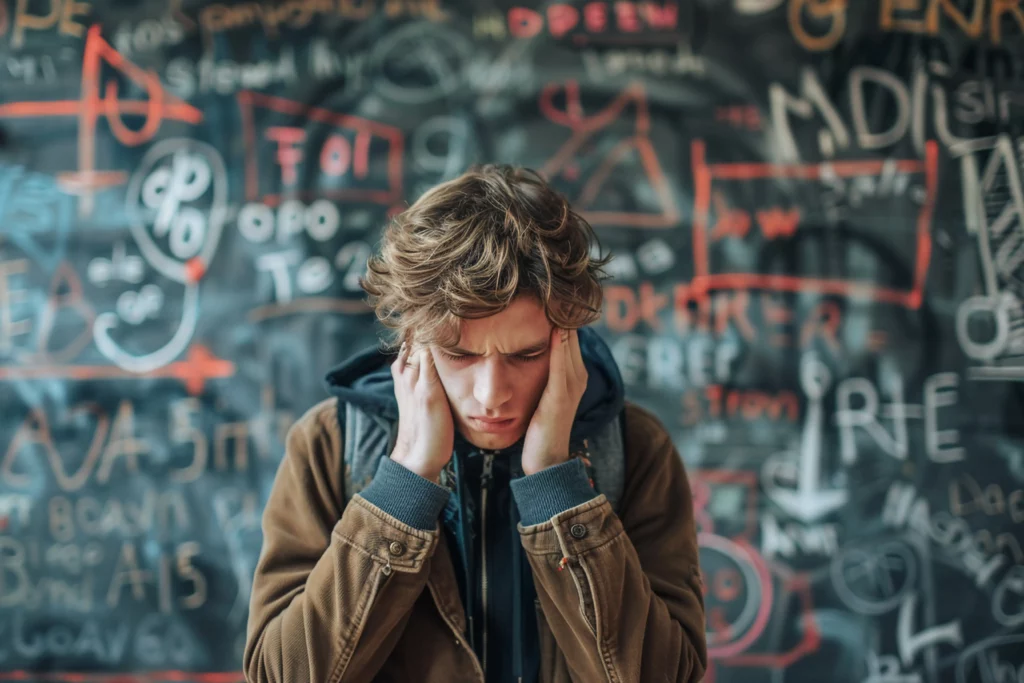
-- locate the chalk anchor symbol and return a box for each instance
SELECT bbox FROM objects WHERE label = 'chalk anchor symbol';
[763,352,848,522]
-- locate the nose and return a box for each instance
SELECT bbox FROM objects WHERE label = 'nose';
[472,357,514,413]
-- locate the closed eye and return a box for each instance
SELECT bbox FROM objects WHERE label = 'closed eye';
[438,351,545,364]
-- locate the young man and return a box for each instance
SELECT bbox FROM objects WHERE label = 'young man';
[244,166,707,682]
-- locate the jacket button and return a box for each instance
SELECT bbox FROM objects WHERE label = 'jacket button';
[388,541,405,556]
[570,524,587,539]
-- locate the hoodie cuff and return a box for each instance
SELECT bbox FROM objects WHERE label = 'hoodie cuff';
[510,457,599,527]
[357,457,451,531]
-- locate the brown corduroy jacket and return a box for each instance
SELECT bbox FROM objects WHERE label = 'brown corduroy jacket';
[243,397,707,682]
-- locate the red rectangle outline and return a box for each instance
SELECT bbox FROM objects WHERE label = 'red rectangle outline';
[691,140,938,310]
[237,90,404,207]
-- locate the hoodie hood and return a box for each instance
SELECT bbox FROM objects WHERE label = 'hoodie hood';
[324,326,625,444]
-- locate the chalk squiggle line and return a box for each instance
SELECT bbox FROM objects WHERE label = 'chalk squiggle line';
[92,280,199,373]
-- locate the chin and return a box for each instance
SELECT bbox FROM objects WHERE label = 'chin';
[465,432,516,451]
[461,422,525,451]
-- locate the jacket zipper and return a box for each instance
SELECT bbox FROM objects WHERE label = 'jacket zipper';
[479,451,495,675]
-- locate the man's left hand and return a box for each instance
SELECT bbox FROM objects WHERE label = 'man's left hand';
[521,326,588,476]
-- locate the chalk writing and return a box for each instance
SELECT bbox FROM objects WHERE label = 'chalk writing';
[879,0,1024,46]
[539,81,678,228]
[106,541,206,612]
[682,385,800,425]
[691,138,938,309]
[885,482,1020,590]
[611,333,740,388]
[761,514,840,557]
[48,490,190,542]
[580,43,706,78]
[950,474,1024,524]
[238,90,404,207]
[483,3,680,41]
[196,0,446,37]
[8,0,92,48]
[956,634,1024,683]
[954,135,1024,381]
[786,0,1024,50]
[607,285,854,359]
[0,539,95,612]
[0,615,129,665]
[165,47,299,99]
[0,165,73,272]
[835,371,963,464]
[0,26,203,217]
[111,15,187,55]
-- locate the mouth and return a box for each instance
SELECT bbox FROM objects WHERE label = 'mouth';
[470,416,517,432]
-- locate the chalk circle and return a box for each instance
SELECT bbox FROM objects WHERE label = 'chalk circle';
[126,138,228,284]
[830,539,918,615]
[412,116,473,177]
[699,531,774,657]
[956,293,1013,361]
[371,22,473,105]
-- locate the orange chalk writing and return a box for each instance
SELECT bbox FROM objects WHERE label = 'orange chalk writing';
[10,0,91,49]
[690,138,938,309]
[682,385,801,425]
[788,0,848,51]
[0,344,235,396]
[879,0,1023,45]
[539,80,678,227]
[603,282,669,332]
[265,126,306,186]
[238,90,403,207]
[198,0,445,37]
[709,192,751,240]
[0,25,202,217]
[756,207,801,239]
[0,404,109,491]
[506,2,678,39]
[716,105,762,130]
[321,134,353,176]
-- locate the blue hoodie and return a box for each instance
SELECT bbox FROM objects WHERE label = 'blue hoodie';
[323,326,626,682]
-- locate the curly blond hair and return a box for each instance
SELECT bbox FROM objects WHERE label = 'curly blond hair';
[360,164,613,350]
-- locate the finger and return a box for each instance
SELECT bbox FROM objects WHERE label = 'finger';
[406,346,424,375]
[569,328,586,380]
[393,341,409,374]
[422,347,441,385]
[548,327,567,388]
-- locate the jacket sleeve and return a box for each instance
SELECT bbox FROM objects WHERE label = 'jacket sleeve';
[511,403,708,682]
[243,398,450,683]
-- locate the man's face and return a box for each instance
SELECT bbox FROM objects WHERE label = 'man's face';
[429,296,553,450]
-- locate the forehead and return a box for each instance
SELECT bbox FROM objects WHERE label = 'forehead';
[452,297,551,352]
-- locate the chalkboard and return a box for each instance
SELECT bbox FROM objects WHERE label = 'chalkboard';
[1,1,1022,681]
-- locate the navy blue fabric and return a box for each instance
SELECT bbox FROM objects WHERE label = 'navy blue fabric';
[510,457,599,527]
[324,326,625,682]
[359,456,451,531]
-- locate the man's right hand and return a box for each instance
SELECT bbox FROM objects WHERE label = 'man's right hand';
[389,341,455,483]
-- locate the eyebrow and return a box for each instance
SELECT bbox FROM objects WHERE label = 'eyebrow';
[447,340,550,356]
